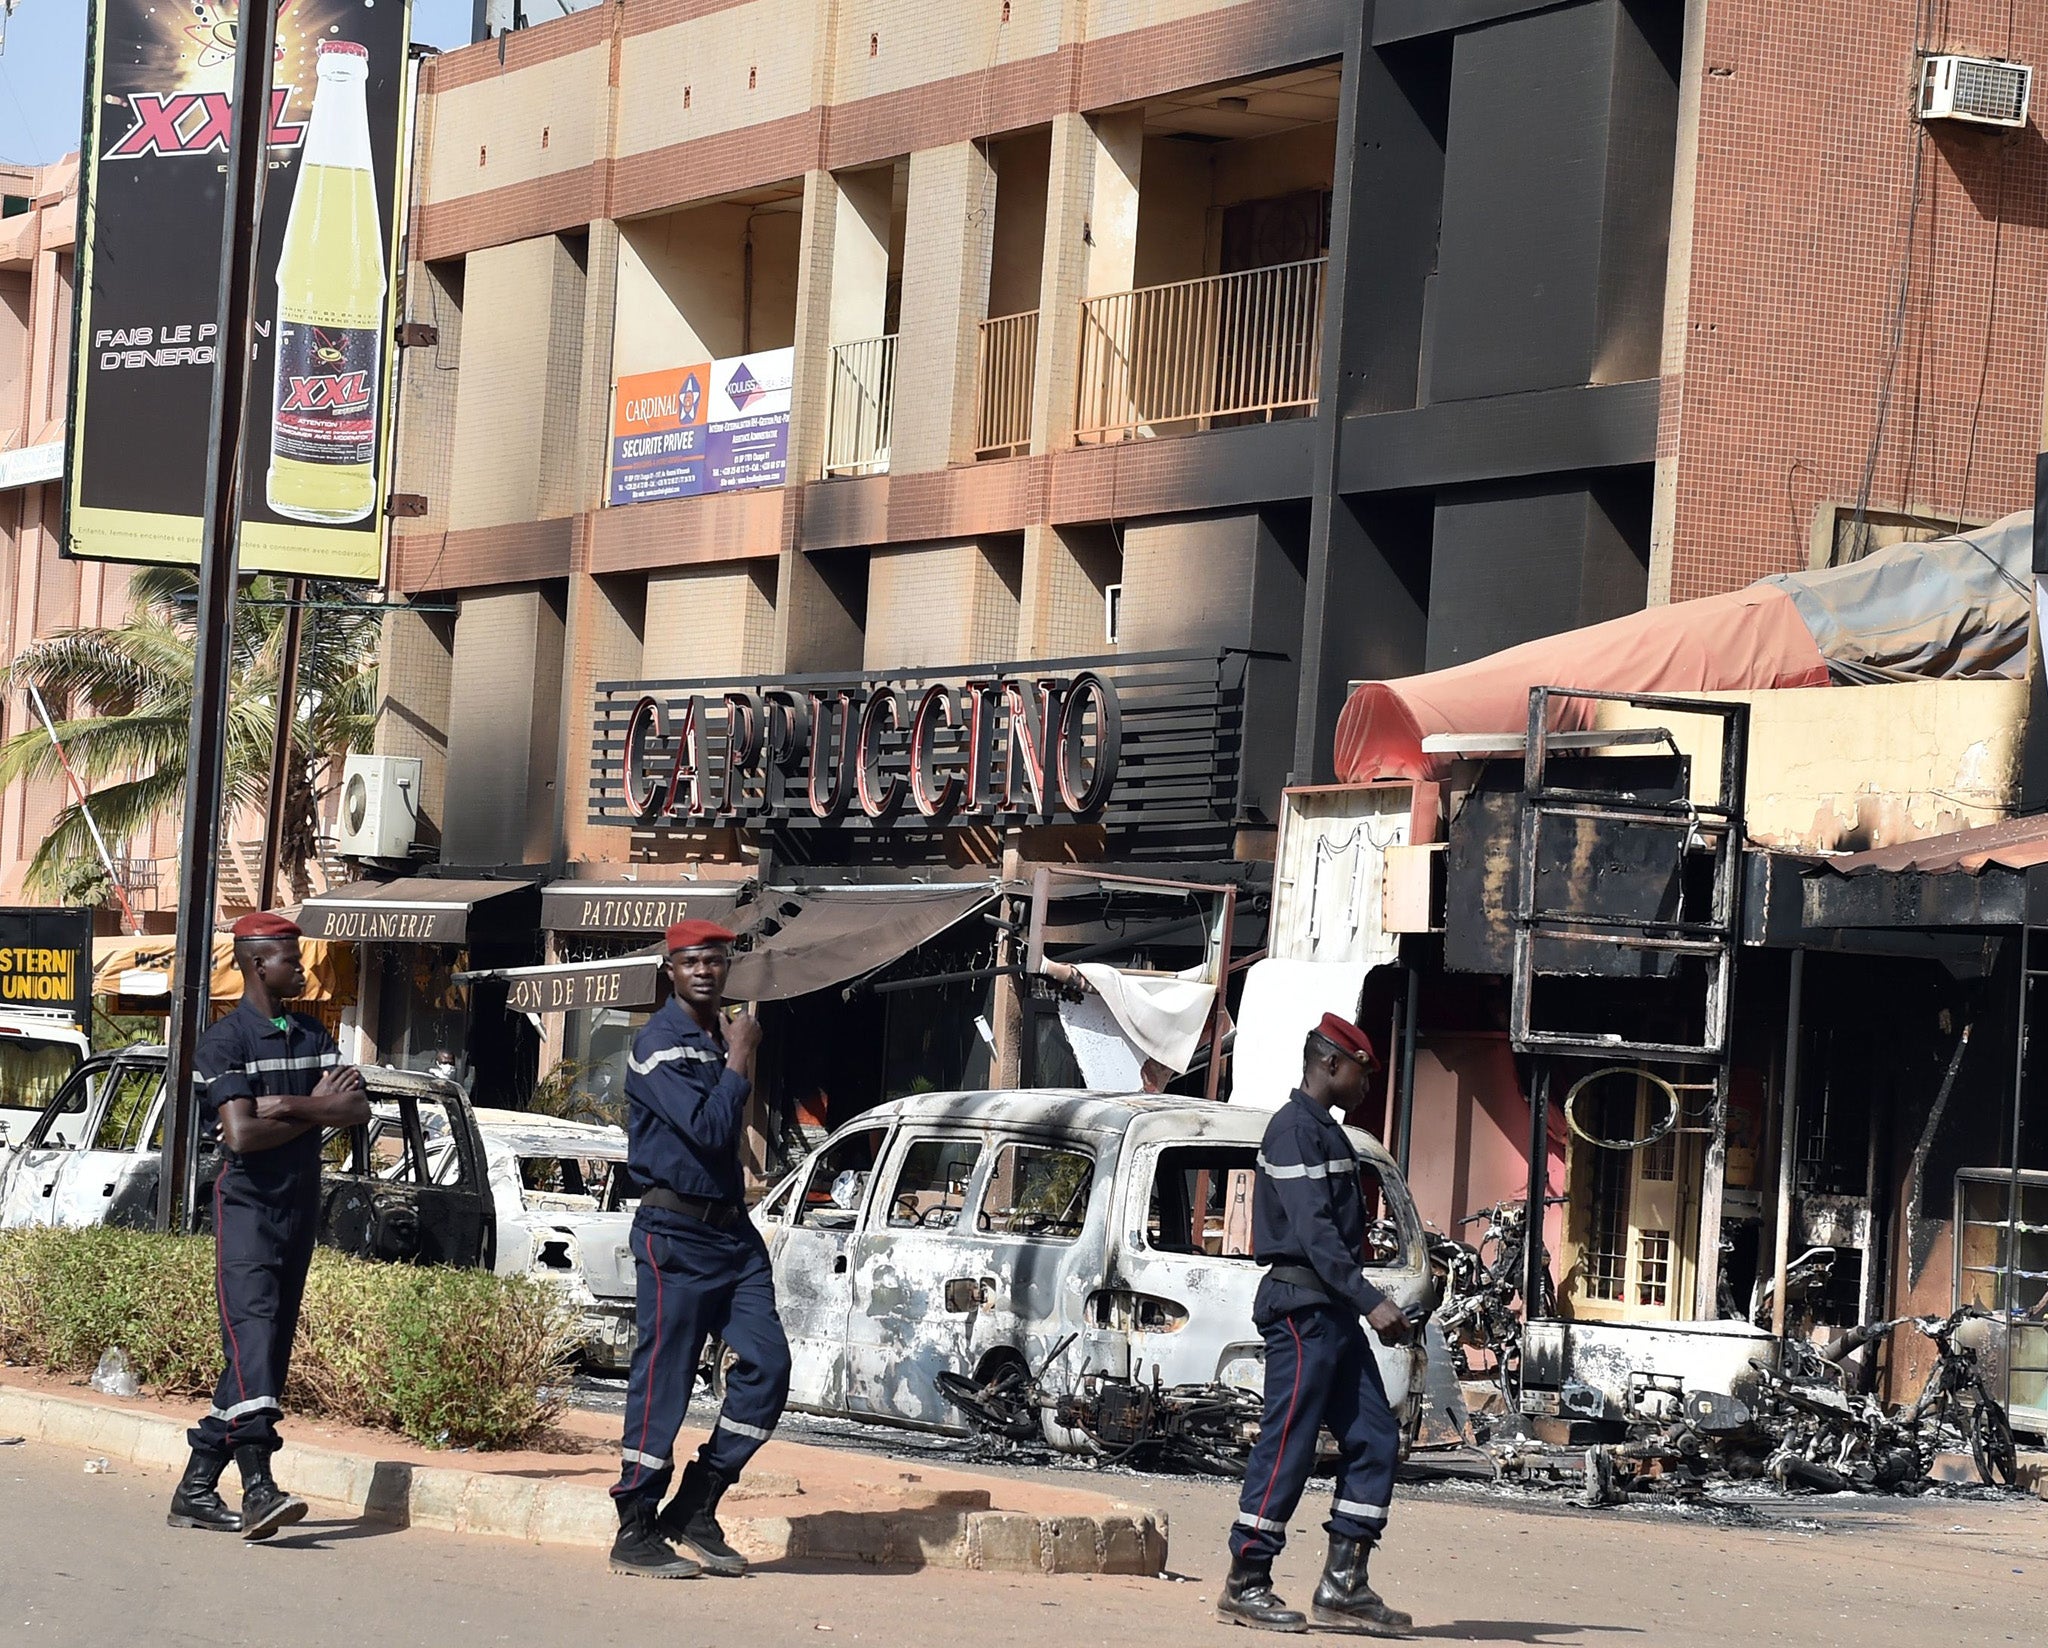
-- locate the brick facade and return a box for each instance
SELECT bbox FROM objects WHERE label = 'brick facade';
[1660,0,2048,599]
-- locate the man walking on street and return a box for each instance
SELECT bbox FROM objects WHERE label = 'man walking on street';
[609,919,791,1580]
[168,911,369,1541]
[1220,1013,1413,1635]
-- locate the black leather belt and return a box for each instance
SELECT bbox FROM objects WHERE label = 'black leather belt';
[1263,1262,1332,1296]
[639,1187,746,1230]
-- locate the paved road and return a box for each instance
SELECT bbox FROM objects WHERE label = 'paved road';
[1,1437,2039,1647]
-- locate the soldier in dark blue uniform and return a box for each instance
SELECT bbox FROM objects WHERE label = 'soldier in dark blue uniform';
[608,918,791,1580]
[1220,1013,1413,1636]
[167,911,368,1541]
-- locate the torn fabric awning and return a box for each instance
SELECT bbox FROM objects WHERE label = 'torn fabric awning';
[297,877,539,944]
[725,885,1001,1002]
[453,948,665,1014]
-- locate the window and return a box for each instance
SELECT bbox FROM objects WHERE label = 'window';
[1635,1228,1672,1307]
[1583,1087,1634,1303]
[0,1039,82,1116]
[517,1155,620,1210]
[797,1126,889,1230]
[92,1066,162,1153]
[1147,1147,1258,1258]
[885,1136,983,1230]
[976,1143,1093,1241]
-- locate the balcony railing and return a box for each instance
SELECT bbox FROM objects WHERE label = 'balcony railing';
[1074,257,1327,445]
[974,309,1039,459]
[822,333,897,478]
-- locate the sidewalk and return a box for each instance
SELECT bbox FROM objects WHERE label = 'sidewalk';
[0,1366,1167,1575]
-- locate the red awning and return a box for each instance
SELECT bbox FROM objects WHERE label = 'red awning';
[1333,586,1829,783]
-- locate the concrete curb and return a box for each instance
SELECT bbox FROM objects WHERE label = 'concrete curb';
[0,1386,1169,1574]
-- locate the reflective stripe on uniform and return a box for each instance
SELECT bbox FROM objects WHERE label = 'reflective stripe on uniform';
[244,1053,341,1075]
[1257,1152,1335,1180]
[209,1395,281,1422]
[1235,1512,1287,1533]
[627,1044,723,1076]
[621,1447,670,1471]
[716,1414,772,1442]
[1333,1498,1389,1524]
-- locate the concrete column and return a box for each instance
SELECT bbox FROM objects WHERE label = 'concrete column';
[559,565,645,865]
[776,171,875,673]
[1646,0,1709,606]
[372,607,455,842]
[1017,522,1119,657]
[442,585,567,867]
[863,539,1020,670]
[448,237,587,531]
[891,143,997,474]
[1029,110,1143,454]
[550,220,622,868]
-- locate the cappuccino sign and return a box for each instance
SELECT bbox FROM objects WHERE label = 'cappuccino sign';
[611,670,1122,831]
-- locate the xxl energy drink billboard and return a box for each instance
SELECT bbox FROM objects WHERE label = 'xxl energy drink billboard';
[64,0,409,582]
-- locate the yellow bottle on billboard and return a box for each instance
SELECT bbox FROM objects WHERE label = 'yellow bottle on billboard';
[267,40,385,525]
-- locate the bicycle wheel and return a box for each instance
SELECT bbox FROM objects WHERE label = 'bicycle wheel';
[1971,1399,2019,1487]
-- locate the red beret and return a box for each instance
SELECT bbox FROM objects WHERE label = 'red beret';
[231,911,302,941]
[1317,1012,1379,1069]
[666,918,738,954]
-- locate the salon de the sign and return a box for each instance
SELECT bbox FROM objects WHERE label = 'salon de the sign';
[598,669,1123,831]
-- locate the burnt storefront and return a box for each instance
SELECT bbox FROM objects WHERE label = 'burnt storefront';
[553,648,1269,1179]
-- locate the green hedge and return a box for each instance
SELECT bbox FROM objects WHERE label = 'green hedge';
[0,1228,578,1450]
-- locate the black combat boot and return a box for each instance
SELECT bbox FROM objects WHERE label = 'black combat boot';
[233,1444,308,1542]
[1217,1557,1308,1632]
[657,1459,747,1576]
[166,1447,242,1533]
[1310,1532,1412,1636]
[610,1495,703,1579]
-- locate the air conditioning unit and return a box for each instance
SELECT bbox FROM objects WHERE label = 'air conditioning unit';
[1920,54,2032,129]
[337,754,421,861]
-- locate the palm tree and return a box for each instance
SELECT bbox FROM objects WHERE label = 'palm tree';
[0,567,381,903]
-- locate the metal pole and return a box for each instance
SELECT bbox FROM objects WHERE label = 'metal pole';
[156,3,280,1234]
[1524,1058,1551,1315]
[1396,964,1420,1173]
[26,684,142,935]
[1771,949,1805,1338]
[258,578,307,911]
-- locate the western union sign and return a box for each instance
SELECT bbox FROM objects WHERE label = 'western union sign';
[0,908,93,1025]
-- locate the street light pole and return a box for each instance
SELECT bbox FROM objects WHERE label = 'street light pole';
[156,1,282,1234]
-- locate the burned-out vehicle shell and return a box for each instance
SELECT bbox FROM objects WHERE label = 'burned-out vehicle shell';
[455,1108,639,1370]
[751,1090,1432,1455]
[0,1048,494,1268]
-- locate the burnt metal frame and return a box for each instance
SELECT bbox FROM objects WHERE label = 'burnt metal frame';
[1508,686,1750,1322]
[1508,686,1750,1061]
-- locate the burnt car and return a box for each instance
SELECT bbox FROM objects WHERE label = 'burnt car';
[0,1047,493,1268]
[748,1089,1433,1467]
[406,1106,639,1368]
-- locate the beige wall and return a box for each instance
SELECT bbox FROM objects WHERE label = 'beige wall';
[615,201,802,378]
[643,564,780,678]
[1591,679,2028,854]
[864,539,1022,670]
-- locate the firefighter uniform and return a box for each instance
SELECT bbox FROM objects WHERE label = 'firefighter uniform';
[188,997,341,1459]
[612,995,791,1511]
[1230,1086,1402,1566]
